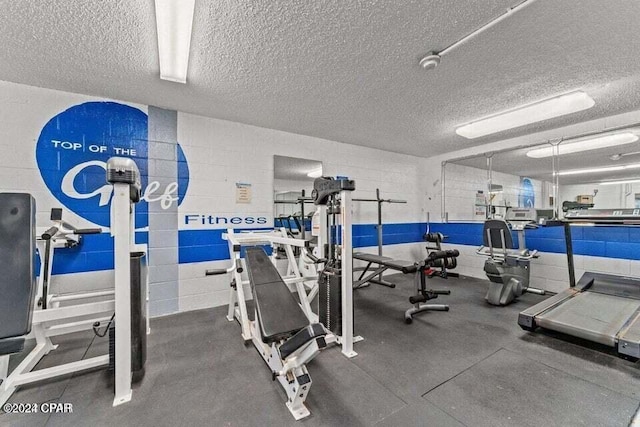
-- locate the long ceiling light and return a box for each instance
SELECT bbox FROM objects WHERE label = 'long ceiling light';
[599,179,640,186]
[526,132,639,158]
[455,91,595,139]
[557,163,640,176]
[154,0,196,83]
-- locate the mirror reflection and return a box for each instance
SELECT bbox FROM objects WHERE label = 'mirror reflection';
[273,155,323,239]
[443,128,640,221]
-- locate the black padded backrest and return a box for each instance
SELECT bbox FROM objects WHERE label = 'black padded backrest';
[244,247,309,344]
[0,193,37,341]
[482,219,514,249]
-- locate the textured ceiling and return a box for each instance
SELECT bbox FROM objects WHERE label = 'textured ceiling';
[453,137,640,185]
[1,1,640,157]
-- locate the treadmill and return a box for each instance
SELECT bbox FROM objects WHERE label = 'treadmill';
[518,208,640,358]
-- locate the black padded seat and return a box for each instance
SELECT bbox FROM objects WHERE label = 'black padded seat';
[279,323,327,359]
[353,252,417,274]
[353,252,393,264]
[244,247,310,344]
[0,336,26,355]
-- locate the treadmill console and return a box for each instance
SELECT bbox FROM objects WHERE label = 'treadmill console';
[505,207,538,229]
[565,208,640,223]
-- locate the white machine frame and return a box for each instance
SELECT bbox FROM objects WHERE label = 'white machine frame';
[0,166,147,408]
[222,229,329,419]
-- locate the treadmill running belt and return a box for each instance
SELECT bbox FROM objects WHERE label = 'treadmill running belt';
[536,292,640,347]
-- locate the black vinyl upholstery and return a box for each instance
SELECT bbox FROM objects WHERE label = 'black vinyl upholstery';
[279,323,327,359]
[0,193,37,355]
[482,219,515,249]
[244,247,309,344]
[353,252,417,274]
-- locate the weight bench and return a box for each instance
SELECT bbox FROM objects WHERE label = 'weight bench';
[353,250,455,323]
[353,252,417,288]
[242,247,328,420]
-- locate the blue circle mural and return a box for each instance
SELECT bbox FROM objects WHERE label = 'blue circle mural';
[35,102,189,228]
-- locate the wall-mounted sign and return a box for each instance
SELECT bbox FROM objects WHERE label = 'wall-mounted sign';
[236,182,252,204]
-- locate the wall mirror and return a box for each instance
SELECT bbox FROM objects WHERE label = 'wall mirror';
[442,126,640,222]
[273,155,323,239]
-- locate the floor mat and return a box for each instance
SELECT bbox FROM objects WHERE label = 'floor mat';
[423,348,638,427]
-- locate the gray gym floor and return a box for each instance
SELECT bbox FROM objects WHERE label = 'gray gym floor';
[3,274,640,426]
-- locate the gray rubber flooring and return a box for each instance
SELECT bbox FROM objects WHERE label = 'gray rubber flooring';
[2,274,639,426]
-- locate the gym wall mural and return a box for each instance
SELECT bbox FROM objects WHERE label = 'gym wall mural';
[35,102,190,230]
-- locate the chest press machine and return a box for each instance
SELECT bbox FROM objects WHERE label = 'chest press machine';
[208,177,362,420]
[0,157,148,408]
[209,229,328,420]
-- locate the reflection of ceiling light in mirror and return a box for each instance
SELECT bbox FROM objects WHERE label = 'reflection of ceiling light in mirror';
[599,179,640,186]
[526,132,639,158]
[307,168,323,178]
[455,91,595,139]
[557,163,640,176]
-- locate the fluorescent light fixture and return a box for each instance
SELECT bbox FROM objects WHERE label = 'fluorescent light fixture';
[307,168,323,178]
[558,163,640,176]
[598,179,640,186]
[456,91,595,139]
[526,132,639,158]
[154,0,196,83]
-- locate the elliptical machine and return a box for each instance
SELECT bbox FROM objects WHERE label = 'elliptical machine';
[477,207,545,306]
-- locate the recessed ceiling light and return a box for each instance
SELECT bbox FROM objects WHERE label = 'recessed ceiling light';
[526,132,639,158]
[557,163,640,176]
[456,91,595,139]
[154,0,196,83]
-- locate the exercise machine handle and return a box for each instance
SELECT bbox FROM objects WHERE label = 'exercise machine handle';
[205,265,237,276]
[74,228,102,235]
[303,249,326,264]
[205,269,228,276]
[41,226,60,240]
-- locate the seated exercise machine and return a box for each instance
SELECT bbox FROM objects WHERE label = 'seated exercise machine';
[0,157,148,407]
[519,208,640,360]
[477,207,545,306]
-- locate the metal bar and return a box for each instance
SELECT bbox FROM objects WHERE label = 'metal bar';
[340,189,357,358]
[50,289,115,303]
[112,182,132,407]
[439,0,538,57]
[441,161,447,222]
[564,222,576,288]
[12,355,109,387]
[32,300,115,324]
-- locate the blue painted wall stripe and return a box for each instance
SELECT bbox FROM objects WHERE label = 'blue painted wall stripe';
[47,221,640,274]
